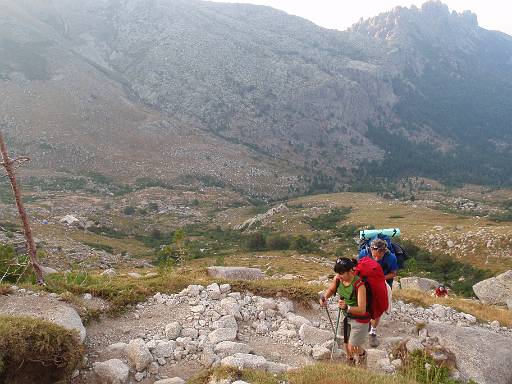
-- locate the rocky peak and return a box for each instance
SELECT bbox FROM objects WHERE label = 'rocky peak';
[350,1,479,49]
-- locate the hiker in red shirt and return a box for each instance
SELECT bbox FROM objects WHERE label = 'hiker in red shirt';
[433,284,448,298]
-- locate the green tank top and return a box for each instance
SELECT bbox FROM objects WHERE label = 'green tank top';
[336,276,358,306]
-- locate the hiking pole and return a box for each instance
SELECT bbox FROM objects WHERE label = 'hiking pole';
[330,308,342,361]
[320,294,336,334]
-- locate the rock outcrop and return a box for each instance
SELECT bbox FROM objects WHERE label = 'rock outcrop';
[472,270,512,306]
[207,267,265,280]
[427,322,512,384]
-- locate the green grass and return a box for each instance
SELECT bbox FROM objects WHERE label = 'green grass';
[0,315,84,384]
[81,241,114,254]
[307,207,352,231]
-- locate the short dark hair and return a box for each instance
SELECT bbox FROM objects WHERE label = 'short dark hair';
[334,257,357,273]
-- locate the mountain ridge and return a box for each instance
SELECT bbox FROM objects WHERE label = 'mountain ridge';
[1,0,511,196]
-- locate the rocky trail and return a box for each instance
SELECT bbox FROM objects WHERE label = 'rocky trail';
[1,280,512,384]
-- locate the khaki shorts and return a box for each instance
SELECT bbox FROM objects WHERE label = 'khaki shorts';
[338,317,368,347]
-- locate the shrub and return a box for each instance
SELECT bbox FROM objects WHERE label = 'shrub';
[0,316,84,384]
[266,235,291,250]
[0,244,29,283]
[245,232,267,251]
[401,241,492,297]
[82,242,113,254]
[123,206,135,215]
[291,235,319,253]
[307,207,352,231]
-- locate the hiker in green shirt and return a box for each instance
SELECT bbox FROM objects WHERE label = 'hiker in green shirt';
[320,257,369,365]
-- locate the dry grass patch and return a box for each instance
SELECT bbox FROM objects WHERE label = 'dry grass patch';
[0,284,12,295]
[0,315,84,384]
[394,289,512,327]
[287,363,418,384]
[190,364,418,384]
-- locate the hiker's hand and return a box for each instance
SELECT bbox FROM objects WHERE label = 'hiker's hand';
[319,294,326,306]
[338,299,348,310]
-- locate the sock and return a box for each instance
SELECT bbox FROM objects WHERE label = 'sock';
[369,326,377,335]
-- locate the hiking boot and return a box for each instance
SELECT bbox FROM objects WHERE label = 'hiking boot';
[356,350,367,366]
[345,356,356,366]
[369,333,379,347]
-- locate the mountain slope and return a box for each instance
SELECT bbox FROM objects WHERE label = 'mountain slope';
[1,0,511,195]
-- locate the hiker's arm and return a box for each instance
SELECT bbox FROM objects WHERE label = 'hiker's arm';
[346,285,367,316]
[319,277,338,305]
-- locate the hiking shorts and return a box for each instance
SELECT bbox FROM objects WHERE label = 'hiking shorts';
[339,318,368,347]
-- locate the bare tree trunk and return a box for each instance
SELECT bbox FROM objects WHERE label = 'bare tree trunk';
[0,131,45,285]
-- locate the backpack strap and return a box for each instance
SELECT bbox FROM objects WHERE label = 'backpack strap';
[348,278,371,321]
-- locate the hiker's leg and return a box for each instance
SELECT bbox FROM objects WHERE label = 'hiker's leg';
[348,320,367,365]
[344,343,352,358]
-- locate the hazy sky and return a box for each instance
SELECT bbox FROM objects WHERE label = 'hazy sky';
[209,0,512,36]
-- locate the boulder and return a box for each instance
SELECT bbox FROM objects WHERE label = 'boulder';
[152,340,176,358]
[214,341,252,356]
[93,359,129,384]
[298,323,333,346]
[165,322,182,340]
[366,349,389,371]
[427,321,512,384]
[266,361,293,373]
[221,353,267,370]
[472,270,512,305]
[209,328,237,343]
[153,378,185,384]
[126,339,153,371]
[213,315,238,330]
[0,295,86,343]
[207,283,222,300]
[400,277,439,292]
[207,267,265,280]
[312,345,331,360]
[286,313,311,328]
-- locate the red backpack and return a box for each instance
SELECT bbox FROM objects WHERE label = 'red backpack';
[353,257,389,320]
[335,257,389,321]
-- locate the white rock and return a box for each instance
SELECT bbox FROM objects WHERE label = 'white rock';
[153,341,176,358]
[256,298,277,311]
[220,353,267,370]
[266,361,293,373]
[219,284,231,293]
[165,322,182,340]
[277,300,294,315]
[207,283,222,300]
[208,327,237,343]
[298,323,332,346]
[181,328,199,339]
[212,315,238,330]
[93,359,129,384]
[214,341,251,356]
[286,313,311,328]
[220,298,242,318]
[406,338,424,353]
[127,272,142,279]
[312,345,331,360]
[366,349,389,371]
[154,379,185,384]
[126,339,153,371]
